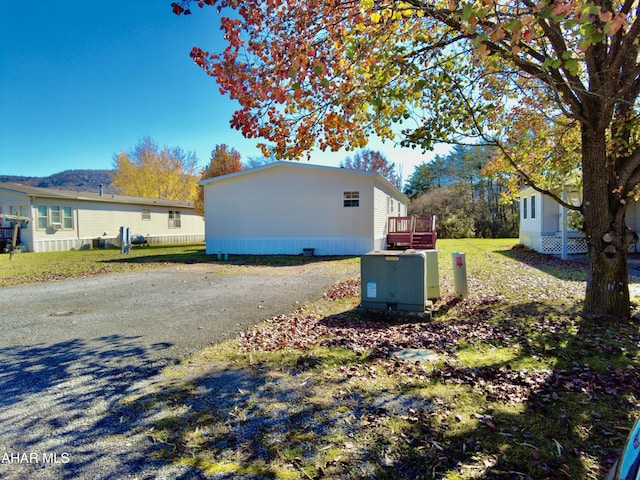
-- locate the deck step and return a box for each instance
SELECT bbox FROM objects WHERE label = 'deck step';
[411,233,435,249]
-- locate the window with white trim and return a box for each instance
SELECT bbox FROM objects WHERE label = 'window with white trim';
[50,206,61,226]
[37,206,48,229]
[36,205,74,230]
[9,205,27,217]
[169,210,181,228]
[343,191,360,207]
[142,208,151,220]
[62,207,73,229]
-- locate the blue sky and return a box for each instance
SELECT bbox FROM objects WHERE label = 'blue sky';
[0,2,446,181]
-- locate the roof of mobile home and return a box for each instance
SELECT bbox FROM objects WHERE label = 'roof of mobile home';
[198,162,409,202]
[0,183,196,209]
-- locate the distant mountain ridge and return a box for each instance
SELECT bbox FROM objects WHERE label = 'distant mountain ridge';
[0,169,114,193]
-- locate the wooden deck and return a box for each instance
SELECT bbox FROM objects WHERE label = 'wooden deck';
[386,216,437,250]
[0,227,19,252]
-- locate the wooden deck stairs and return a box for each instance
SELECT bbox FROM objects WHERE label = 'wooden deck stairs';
[386,216,437,250]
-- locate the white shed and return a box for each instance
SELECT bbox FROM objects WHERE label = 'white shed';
[199,162,409,256]
[0,183,204,252]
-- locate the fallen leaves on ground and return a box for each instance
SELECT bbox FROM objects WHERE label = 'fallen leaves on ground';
[231,248,640,479]
[322,278,360,300]
[240,294,514,357]
[240,299,640,407]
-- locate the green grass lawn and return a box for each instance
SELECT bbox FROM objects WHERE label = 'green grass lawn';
[3,239,639,479]
[0,244,205,286]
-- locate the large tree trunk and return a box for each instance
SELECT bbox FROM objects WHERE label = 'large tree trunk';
[581,125,631,319]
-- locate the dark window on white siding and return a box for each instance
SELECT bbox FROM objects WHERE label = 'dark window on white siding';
[530,195,536,219]
[523,197,528,219]
[343,191,360,207]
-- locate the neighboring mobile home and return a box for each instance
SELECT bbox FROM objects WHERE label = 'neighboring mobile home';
[199,162,409,256]
[0,183,204,252]
[519,185,639,255]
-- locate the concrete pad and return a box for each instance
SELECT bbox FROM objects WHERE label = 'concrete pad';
[390,348,439,362]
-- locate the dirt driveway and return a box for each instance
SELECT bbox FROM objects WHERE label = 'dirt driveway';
[0,260,357,479]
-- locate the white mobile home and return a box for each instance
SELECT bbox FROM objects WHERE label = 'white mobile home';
[199,162,409,256]
[519,186,639,255]
[0,183,204,252]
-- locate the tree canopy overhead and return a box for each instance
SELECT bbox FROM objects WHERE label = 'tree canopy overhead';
[174,0,640,318]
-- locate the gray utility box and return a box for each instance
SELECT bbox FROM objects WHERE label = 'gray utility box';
[360,250,440,313]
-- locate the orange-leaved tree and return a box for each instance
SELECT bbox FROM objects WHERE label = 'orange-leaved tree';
[196,144,245,212]
[202,144,244,179]
[174,0,640,320]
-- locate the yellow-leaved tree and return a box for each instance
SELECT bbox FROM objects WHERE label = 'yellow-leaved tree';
[111,137,199,202]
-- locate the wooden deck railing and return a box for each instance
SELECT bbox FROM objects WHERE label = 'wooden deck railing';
[0,227,17,240]
[386,216,437,250]
[0,227,20,251]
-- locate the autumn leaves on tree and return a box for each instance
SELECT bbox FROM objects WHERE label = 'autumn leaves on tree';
[111,140,246,214]
[195,144,245,212]
[111,137,199,201]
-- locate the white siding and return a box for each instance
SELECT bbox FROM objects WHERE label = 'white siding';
[206,236,373,256]
[0,186,203,252]
[372,179,409,252]
[373,186,391,251]
[519,187,543,251]
[373,187,388,237]
[29,201,202,252]
[201,164,408,256]
[74,201,203,239]
[203,166,375,255]
[31,198,81,245]
[0,190,28,225]
[0,190,33,251]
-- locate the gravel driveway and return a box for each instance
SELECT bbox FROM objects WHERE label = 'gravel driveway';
[0,261,356,479]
